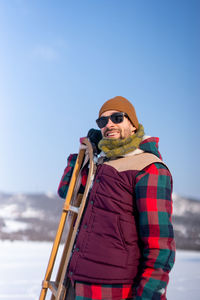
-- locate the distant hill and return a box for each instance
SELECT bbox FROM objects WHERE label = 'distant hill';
[0,191,199,250]
[172,194,200,251]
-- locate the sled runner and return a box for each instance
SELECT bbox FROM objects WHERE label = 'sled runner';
[39,138,95,300]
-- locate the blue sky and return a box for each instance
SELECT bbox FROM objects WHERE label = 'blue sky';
[0,0,199,199]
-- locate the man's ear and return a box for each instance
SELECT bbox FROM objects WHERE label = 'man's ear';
[131,126,137,134]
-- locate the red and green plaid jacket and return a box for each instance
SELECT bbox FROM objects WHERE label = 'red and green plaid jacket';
[58,137,175,299]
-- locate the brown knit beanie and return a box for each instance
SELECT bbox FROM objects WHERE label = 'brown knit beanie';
[99,96,139,130]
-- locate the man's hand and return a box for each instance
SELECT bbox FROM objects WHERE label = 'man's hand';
[87,128,102,154]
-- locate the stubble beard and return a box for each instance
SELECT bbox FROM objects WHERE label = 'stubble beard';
[103,127,133,139]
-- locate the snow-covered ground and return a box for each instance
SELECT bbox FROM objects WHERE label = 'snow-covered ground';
[0,240,200,300]
[0,241,61,300]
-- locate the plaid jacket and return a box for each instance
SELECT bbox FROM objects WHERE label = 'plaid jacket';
[58,137,175,299]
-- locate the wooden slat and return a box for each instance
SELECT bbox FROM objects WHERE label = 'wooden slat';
[48,281,58,296]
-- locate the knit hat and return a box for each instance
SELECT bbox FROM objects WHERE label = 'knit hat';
[99,96,139,130]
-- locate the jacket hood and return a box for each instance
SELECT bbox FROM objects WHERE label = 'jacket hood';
[139,136,162,159]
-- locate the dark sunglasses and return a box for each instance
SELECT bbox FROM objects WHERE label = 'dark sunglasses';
[96,112,128,129]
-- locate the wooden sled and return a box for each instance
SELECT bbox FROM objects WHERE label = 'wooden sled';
[39,138,95,300]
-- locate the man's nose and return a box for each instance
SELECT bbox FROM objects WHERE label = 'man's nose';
[105,118,115,128]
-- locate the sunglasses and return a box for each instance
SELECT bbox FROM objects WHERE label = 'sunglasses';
[96,112,128,129]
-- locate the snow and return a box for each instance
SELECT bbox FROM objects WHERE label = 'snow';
[173,224,187,237]
[167,250,200,299]
[172,193,200,216]
[0,240,200,300]
[0,241,64,300]
[21,207,44,219]
[0,204,19,218]
[2,220,28,233]
[45,191,56,199]
[0,202,45,233]
[0,202,45,234]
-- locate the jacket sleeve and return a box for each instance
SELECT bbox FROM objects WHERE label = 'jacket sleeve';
[57,154,78,198]
[134,162,176,300]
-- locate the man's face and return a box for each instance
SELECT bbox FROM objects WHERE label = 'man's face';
[100,110,136,139]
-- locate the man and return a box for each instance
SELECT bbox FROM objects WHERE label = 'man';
[58,96,175,300]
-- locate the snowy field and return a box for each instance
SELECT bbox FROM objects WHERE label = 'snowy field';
[0,241,200,300]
